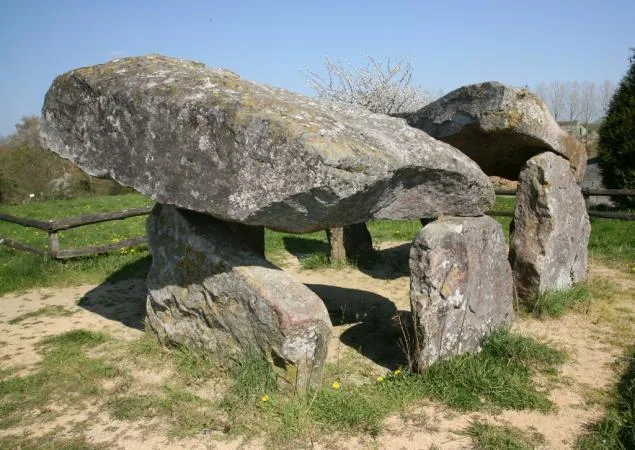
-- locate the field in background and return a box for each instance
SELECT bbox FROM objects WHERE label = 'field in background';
[1,194,633,295]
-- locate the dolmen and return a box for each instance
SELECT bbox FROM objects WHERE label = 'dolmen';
[42,54,515,384]
[401,82,590,304]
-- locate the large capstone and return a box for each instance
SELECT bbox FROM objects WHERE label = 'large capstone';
[41,54,494,233]
[399,82,587,181]
[510,152,590,301]
[409,216,514,368]
[145,204,332,392]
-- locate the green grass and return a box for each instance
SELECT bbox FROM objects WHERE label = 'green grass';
[106,386,221,437]
[0,328,225,438]
[172,345,216,384]
[0,193,153,295]
[0,330,115,429]
[0,325,566,445]
[0,433,108,450]
[462,421,545,449]
[7,305,75,324]
[1,194,632,296]
[577,348,635,449]
[588,216,635,268]
[529,283,591,318]
[0,193,154,249]
[219,330,564,443]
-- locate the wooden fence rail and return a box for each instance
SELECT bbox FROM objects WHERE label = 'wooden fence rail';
[493,188,635,221]
[0,207,152,259]
[0,188,633,260]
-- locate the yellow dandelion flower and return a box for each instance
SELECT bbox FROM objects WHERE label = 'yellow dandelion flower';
[261,394,269,402]
[331,381,341,390]
[393,369,402,376]
[376,376,385,382]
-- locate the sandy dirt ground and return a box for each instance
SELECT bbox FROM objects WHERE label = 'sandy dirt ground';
[0,244,633,449]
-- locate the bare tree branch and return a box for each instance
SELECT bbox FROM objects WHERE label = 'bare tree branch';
[304,56,430,114]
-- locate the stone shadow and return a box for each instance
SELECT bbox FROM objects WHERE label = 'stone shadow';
[77,256,151,331]
[357,242,411,280]
[306,283,408,370]
[282,235,330,259]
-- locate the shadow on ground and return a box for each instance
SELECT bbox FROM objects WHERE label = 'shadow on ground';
[357,242,411,280]
[77,251,410,370]
[78,256,151,330]
[307,283,408,370]
[282,235,329,259]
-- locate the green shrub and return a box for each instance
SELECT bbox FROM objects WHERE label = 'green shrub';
[598,49,635,206]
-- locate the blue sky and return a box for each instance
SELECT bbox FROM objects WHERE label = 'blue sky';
[1,0,633,136]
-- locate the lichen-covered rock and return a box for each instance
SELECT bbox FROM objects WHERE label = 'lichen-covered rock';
[409,216,514,367]
[400,82,587,181]
[41,54,494,233]
[510,152,590,301]
[145,204,332,392]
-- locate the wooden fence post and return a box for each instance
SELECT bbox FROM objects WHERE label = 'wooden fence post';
[47,231,60,259]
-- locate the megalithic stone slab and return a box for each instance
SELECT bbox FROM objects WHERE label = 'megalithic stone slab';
[145,204,332,392]
[399,82,587,181]
[41,54,494,233]
[510,152,590,301]
[409,216,514,368]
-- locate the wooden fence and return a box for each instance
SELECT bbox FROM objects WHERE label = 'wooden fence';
[0,188,633,260]
[0,207,152,259]
[489,188,635,221]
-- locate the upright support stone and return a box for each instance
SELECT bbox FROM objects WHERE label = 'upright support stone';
[410,216,514,368]
[326,227,346,262]
[509,152,590,302]
[326,223,374,263]
[145,204,332,392]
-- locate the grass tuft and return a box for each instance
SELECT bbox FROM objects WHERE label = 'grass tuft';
[172,345,216,383]
[0,433,109,450]
[530,284,591,318]
[223,348,277,409]
[462,421,545,449]
[7,305,75,324]
[576,348,635,449]
[106,385,222,437]
[0,330,115,429]
[299,252,353,271]
[217,330,564,443]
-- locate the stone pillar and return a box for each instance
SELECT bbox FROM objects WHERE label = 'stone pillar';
[326,227,346,262]
[410,216,514,369]
[146,204,332,392]
[509,152,590,302]
[327,223,374,264]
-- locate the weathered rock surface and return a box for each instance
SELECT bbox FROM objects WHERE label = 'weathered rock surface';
[400,82,587,181]
[409,216,514,367]
[42,54,494,233]
[145,204,332,392]
[510,152,590,301]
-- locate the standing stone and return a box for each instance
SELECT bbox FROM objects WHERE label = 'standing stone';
[410,216,514,368]
[145,204,332,392]
[326,224,374,263]
[326,227,346,262]
[399,81,587,181]
[510,152,590,301]
[41,54,495,233]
